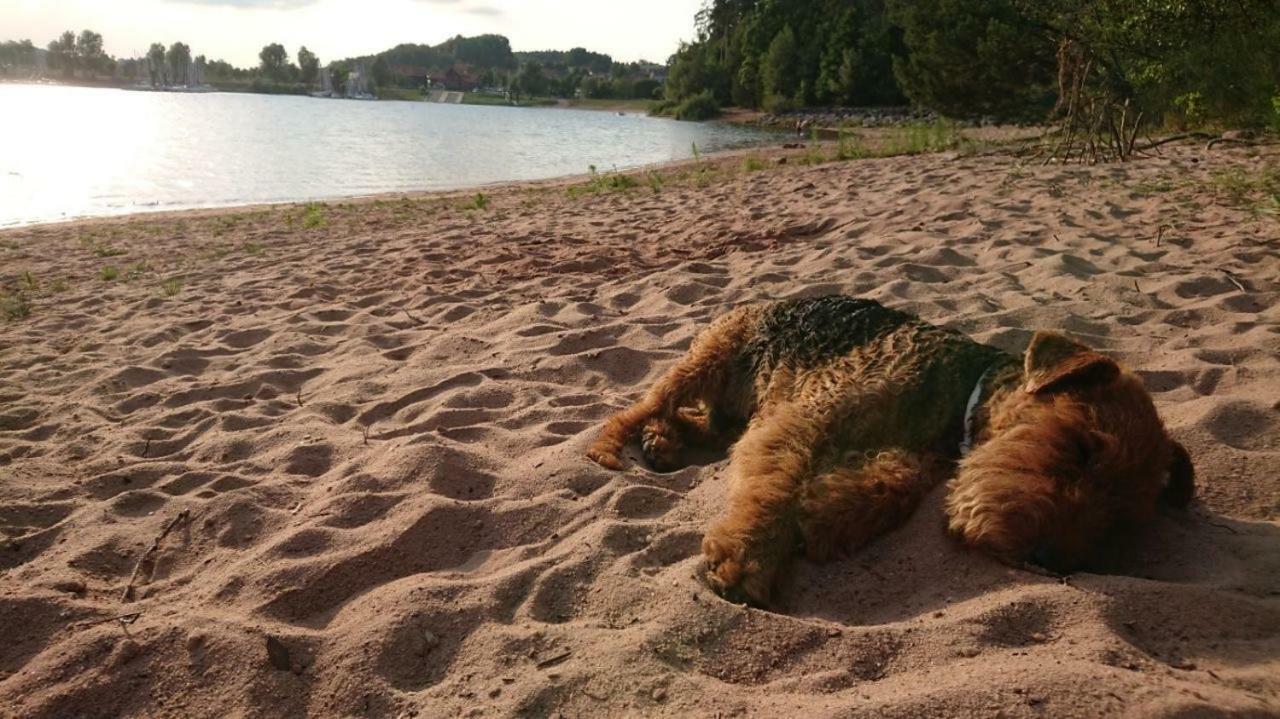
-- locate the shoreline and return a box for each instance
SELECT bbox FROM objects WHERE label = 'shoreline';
[3,123,1063,232]
[0,139,787,232]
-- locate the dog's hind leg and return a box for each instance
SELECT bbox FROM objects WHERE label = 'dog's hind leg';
[587,306,760,470]
[701,403,822,606]
[796,449,939,563]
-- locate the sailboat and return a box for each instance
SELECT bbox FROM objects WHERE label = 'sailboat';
[345,61,376,100]
[311,67,333,98]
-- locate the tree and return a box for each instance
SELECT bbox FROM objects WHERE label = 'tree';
[167,42,192,85]
[76,30,105,76]
[147,43,166,85]
[371,55,391,89]
[664,41,730,104]
[761,25,798,106]
[516,61,547,97]
[47,31,77,78]
[887,0,1057,121]
[259,43,287,81]
[297,46,319,86]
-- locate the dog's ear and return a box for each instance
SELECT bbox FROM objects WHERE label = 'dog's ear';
[1161,440,1195,508]
[1023,331,1119,394]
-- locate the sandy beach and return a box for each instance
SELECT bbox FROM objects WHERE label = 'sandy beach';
[1,140,1278,717]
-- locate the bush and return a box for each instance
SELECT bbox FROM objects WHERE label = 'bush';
[762,93,796,114]
[674,91,720,121]
[648,98,678,117]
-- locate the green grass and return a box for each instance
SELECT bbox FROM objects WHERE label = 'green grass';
[377,87,426,101]
[99,265,120,281]
[1211,165,1280,213]
[20,271,38,292]
[242,241,266,256]
[568,166,640,196]
[302,202,327,229]
[742,155,768,172]
[465,192,490,211]
[1130,178,1181,196]
[460,92,514,107]
[161,278,183,297]
[81,237,126,257]
[48,279,69,294]
[646,171,664,193]
[0,292,31,321]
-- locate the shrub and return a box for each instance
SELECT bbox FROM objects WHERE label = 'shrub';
[674,90,720,121]
[648,98,678,117]
[762,93,795,114]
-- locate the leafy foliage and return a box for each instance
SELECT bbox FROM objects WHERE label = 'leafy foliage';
[665,0,1278,133]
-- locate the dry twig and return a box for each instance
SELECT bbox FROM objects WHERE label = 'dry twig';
[122,509,191,602]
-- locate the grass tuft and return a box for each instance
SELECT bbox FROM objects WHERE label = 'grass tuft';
[569,166,640,196]
[0,291,31,321]
[100,266,120,281]
[302,202,327,229]
[161,278,183,297]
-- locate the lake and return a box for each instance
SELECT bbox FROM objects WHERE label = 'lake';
[0,84,771,227]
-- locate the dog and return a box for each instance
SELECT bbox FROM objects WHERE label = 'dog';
[586,295,1194,606]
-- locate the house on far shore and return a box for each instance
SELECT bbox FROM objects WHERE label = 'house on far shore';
[441,63,482,92]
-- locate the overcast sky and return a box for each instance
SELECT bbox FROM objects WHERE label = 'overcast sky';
[2,0,703,65]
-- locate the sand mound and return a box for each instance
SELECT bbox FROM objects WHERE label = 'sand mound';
[1,142,1277,718]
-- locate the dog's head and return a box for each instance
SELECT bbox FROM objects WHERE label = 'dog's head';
[946,332,1194,572]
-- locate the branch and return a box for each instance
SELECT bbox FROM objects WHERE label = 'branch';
[121,509,191,602]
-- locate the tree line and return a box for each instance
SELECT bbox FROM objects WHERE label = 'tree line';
[1,29,664,101]
[663,0,1280,128]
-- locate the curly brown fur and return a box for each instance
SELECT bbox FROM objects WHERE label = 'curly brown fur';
[587,296,1193,606]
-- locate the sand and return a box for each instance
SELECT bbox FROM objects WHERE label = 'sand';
[1,140,1278,718]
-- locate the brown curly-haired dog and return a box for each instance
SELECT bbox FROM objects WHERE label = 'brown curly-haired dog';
[587,296,1194,606]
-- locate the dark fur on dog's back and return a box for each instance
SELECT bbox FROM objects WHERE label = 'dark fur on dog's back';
[587,294,1193,606]
[743,296,913,375]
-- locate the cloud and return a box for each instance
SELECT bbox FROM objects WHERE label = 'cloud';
[411,0,504,17]
[165,0,320,8]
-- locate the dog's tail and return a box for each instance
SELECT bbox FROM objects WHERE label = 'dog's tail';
[1160,440,1195,509]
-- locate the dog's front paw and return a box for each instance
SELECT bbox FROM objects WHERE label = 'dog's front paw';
[641,418,683,471]
[701,525,777,607]
[586,442,624,471]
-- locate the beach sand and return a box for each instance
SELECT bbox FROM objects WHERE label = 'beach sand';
[1,141,1277,718]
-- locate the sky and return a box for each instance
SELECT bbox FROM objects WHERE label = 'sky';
[2,0,703,66]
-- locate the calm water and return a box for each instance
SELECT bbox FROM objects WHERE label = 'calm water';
[0,84,770,227]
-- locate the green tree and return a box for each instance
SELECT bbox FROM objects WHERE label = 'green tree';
[887,0,1057,120]
[147,42,166,85]
[259,43,287,82]
[371,55,391,89]
[47,31,77,78]
[664,41,730,104]
[167,42,192,84]
[761,25,798,106]
[516,61,547,97]
[1015,0,1280,128]
[75,30,105,76]
[297,46,319,86]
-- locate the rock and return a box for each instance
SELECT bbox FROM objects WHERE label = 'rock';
[651,686,668,702]
[51,579,86,595]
